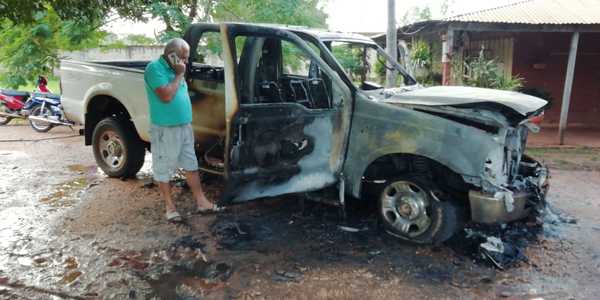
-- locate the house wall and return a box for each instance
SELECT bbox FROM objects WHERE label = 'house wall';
[391,28,600,128]
[513,32,600,128]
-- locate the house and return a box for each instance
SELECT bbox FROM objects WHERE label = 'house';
[375,0,600,144]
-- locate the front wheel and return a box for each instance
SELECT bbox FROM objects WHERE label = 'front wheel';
[92,117,145,178]
[29,105,55,132]
[378,175,463,244]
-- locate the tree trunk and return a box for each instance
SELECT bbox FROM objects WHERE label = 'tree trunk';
[188,0,198,20]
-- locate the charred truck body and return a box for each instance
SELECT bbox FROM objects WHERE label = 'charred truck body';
[60,23,549,244]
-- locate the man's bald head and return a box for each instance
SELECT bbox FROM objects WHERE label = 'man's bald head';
[164,38,190,58]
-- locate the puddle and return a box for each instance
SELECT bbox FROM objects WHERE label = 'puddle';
[145,260,232,299]
[66,164,98,175]
[105,235,233,299]
[60,270,82,285]
[0,150,27,159]
[39,178,88,207]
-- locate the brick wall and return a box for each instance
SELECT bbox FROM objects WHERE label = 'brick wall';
[513,32,600,128]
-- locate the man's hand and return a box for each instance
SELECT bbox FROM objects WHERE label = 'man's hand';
[154,46,190,103]
[174,62,186,75]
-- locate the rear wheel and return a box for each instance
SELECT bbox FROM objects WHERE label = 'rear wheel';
[0,104,13,125]
[92,117,145,178]
[29,105,55,132]
[378,175,462,244]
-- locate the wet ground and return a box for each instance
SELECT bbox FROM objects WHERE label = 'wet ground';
[1,124,599,299]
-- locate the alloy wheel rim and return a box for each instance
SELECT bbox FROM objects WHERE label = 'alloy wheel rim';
[98,130,125,170]
[380,181,432,237]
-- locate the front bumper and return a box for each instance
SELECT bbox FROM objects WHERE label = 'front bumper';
[469,160,549,224]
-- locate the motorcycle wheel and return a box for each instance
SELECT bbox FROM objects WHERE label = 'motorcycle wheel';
[0,104,12,125]
[29,105,55,132]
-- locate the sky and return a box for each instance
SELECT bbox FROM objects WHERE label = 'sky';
[103,0,522,37]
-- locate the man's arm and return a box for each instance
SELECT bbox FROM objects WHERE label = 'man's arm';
[154,62,186,103]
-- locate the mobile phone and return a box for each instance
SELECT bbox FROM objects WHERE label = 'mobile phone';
[167,52,180,65]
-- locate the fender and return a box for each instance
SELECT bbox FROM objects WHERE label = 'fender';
[83,83,150,144]
[342,93,504,198]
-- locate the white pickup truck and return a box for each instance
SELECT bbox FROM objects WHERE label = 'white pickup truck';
[60,23,549,244]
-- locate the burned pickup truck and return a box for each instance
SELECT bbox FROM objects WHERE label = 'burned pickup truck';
[60,23,549,244]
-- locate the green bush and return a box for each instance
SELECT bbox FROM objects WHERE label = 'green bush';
[409,40,432,70]
[461,47,523,91]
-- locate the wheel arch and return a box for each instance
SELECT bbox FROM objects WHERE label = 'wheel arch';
[353,152,472,205]
[84,95,135,146]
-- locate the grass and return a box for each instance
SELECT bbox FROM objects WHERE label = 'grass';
[20,78,60,94]
[526,146,600,171]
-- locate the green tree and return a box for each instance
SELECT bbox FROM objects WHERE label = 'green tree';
[0,7,108,88]
[146,0,328,42]
[400,6,432,26]
[0,0,328,88]
[331,44,364,83]
[146,0,328,66]
[213,0,327,27]
[0,0,145,24]
[124,34,157,45]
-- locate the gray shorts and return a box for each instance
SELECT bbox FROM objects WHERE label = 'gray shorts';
[150,123,198,182]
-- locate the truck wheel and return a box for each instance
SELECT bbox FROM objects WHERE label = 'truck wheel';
[92,117,145,178]
[29,105,55,132]
[378,175,462,244]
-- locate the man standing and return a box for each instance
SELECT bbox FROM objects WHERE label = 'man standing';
[144,38,220,222]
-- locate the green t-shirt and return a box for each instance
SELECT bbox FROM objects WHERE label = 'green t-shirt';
[144,56,192,126]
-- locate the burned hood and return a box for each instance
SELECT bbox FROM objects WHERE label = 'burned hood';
[381,86,548,117]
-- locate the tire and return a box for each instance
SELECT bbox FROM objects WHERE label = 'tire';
[29,105,55,132]
[0,104,13,125]
[378,175,463,244]
[0,116,12,126]
[92,117,145,178]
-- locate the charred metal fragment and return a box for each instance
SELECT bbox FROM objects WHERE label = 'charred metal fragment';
[414,108,499,134]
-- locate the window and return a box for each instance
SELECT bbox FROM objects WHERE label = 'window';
[233,34,332,109]
[282,40,312,77]
[195,31,224,67]
[329,41,409,90]
[190,31,225,82]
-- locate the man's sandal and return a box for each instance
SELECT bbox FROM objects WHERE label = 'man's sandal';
[166,211,183,222]
[194,204,225,216]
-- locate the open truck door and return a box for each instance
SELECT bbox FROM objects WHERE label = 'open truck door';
[221,24,353,203]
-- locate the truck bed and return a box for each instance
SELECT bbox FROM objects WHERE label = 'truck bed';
[60,59,150,136]
[92,61,150,71]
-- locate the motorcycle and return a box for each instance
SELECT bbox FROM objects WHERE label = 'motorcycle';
[26,76,73,132]
[0,88,37,125]
[27,92,73,132]
[0,76,73,131]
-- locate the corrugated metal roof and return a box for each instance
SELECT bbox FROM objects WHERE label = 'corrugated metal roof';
[444,0,600,25]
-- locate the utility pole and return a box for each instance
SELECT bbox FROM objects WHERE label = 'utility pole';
[386,0,397,88]
[558,32,580,145]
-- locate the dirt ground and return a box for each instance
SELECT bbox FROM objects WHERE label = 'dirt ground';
[1,124,599,299]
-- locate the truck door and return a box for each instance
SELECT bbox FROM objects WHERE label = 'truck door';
[221,24,352,203]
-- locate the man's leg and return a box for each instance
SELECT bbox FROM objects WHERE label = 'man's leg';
[179,124,213,210]
[185,170,213,210]
[151,125,179,216]
[158,181,177,213]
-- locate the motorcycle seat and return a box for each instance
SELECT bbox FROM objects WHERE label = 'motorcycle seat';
[1,89,30,97]
[33,92,61,100]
